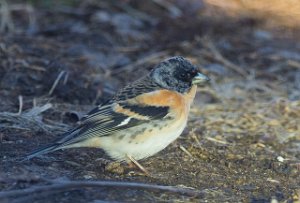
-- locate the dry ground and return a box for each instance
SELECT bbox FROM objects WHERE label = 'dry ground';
[0,1,300,202]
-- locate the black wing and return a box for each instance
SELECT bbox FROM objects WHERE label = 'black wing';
[25,76,167,159]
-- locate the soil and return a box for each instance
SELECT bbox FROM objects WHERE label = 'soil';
[0,1,299,202]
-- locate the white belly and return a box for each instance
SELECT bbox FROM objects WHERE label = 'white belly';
[99,117,188,161]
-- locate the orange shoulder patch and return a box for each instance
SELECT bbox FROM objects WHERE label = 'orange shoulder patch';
[134,89,185,107]
[134,86,197,107]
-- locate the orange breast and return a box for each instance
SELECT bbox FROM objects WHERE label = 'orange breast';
[134,85,197,114]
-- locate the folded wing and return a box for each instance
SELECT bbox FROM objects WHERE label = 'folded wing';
[25,101,169,159]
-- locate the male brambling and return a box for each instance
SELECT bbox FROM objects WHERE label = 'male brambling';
[26,56,210,170]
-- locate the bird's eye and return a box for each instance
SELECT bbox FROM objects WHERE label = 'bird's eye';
[179,72,192,82]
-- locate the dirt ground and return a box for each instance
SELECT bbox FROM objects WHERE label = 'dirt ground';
[0,1,300,202]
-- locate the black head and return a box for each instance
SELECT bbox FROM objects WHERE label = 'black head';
[150,56,209,93]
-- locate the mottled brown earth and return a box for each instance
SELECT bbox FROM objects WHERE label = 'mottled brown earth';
[0,1,300,202]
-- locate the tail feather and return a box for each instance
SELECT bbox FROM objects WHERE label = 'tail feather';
[23,143,61,161]
[23,127,81,161]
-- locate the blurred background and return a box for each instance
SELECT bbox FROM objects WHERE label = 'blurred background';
[0,0,300,202]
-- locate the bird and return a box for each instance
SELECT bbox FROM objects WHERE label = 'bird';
[25,56,210,172]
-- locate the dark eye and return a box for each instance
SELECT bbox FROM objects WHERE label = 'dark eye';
[180,72,191,81]
[181,73,191,78]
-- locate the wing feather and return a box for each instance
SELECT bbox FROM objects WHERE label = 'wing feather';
[56,102,169,148]
[26,75,168,158]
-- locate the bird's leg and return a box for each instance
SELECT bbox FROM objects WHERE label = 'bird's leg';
[126,154,149,175]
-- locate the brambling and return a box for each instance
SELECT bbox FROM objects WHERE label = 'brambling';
[26,56,209,172]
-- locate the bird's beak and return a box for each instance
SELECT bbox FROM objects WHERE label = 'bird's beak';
[192,72,210,85]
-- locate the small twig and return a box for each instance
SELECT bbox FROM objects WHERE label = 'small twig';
[63,71,69,85]
[32,98,37,107]
[23,103,52,117]
[190,129,201,146]
[26,65,46,72]
[205,137,228,145]
[17,95,23,115]
[179,145,193,158]
[0,103,67,133]
[127,154,150,176]
[0,0,15,32]
[0,180,204,199]
[287,60,300,69]
[48,71,66,96]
